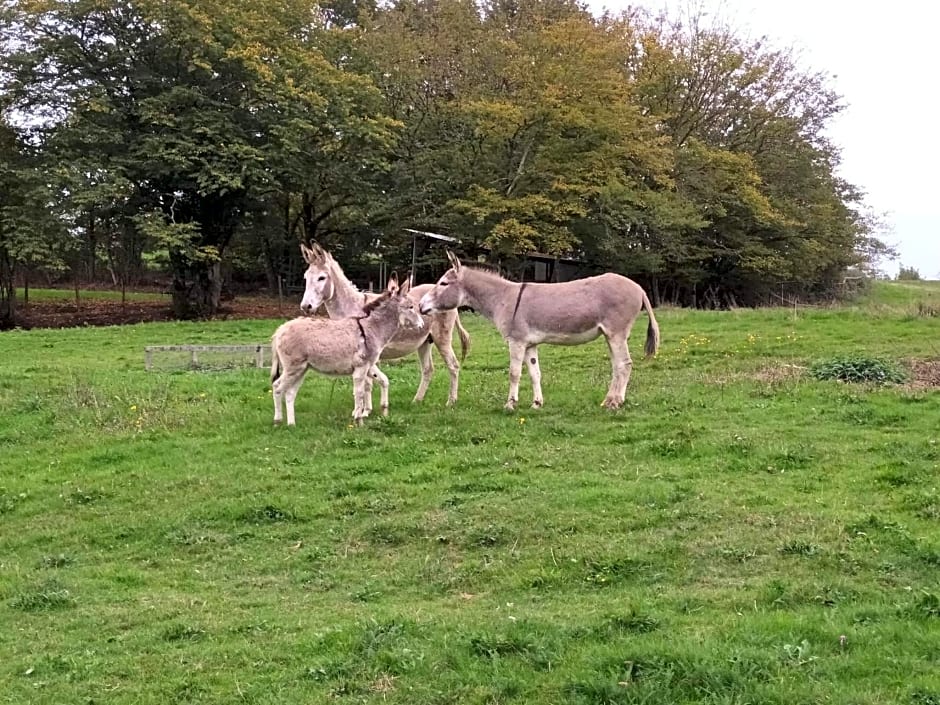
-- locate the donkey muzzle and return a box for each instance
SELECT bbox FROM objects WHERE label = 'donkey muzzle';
[418,294,435,315]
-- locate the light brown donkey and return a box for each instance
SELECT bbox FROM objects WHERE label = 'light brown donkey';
[271,276,424,426]
[299,243,470,406]
[419,251,660,410]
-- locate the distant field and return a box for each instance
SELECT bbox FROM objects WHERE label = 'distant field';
[16,287,167,303]
[0,282,938,704]
[853,278,940,311]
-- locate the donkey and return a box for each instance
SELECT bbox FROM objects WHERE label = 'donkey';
[299,243,470,406]
[419,251,660,411]
[271,276,424,426]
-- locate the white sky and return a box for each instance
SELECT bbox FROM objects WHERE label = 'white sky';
[590,0,939,277]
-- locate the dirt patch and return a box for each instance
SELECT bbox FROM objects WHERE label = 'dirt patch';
[906,359,940,390]
[751,364,808,385]
[703,364,807,387]
[11,295,290,330]
[742,360,940,391]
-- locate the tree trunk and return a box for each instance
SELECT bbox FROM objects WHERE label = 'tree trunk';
[261,233,278,295]
[86,208,97,281]
[166,191,243,318]
[170,253,222,319]
[0,246,15,329]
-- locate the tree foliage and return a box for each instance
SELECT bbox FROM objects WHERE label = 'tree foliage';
[0,0,888,317]
[1,0,397,317]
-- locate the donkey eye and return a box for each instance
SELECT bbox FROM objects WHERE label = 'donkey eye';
[439,281,448,287]
[317,275,326,282]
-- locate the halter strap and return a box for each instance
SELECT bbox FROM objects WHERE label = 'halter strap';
[354,315,371,359]
[511,282,528,321]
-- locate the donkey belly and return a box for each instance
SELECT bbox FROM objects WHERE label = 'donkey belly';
[380,327,428,360]
[307,359,355,376]
[302,342,360,377]
[545,329,602,345]
[532,326,602,345]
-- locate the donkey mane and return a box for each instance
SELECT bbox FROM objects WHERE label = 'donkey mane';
[361,290,392,315]
[460,263,517,281]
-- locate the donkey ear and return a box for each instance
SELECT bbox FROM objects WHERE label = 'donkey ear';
[314,243,333,263]
[386,272,400,295]
[300,243,315,264]
[446,250,462,271]
[399,274,412,296]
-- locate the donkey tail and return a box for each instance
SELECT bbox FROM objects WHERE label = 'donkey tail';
[270,335,283,384]
[455,313,471,364]
[641,290,660,358]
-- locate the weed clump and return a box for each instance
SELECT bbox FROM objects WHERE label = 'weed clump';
[9,580,75,611]
[810,356,907,385]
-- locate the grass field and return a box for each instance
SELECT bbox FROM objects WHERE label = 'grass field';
[1,281,938,704]
[15,287,167,303]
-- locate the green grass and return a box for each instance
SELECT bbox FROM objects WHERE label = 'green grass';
[1,282,939,704]
[854,279,940,315]
[16,287,167,303]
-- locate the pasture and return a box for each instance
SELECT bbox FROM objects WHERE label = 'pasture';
[1,281,938,704]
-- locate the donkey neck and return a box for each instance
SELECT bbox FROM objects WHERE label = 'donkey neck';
[461,269,520,324]
[324,263,369,318]
[356,302,401,350]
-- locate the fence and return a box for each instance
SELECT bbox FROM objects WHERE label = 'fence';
[144,344,270,371]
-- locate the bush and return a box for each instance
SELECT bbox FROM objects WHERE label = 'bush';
[810,356,908,385]
[897,266,922,281]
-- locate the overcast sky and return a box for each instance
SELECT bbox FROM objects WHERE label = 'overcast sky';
[590,0,938,277]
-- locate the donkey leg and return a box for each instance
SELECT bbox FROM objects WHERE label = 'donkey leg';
[272,382,284,425]
[505,341,526,411]
[525,345,543,408]
[351,367,371,424]
[363,377,374,416]
[272,368,285,425]
[433,334,461,406]
[370,365,390,416]
[602,332,633,410]
[413,341,434,403]
[281,370,308,426]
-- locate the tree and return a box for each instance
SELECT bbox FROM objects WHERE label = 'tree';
[361,0,674,268]
[612,6,877,305]
[2,0,397,316]
[1,0,891,312]
[0,115,67,327]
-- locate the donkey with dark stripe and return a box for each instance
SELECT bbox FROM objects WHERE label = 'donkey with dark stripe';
[271,276,424,426]
[418,251,660,410]
[299,243,471,406]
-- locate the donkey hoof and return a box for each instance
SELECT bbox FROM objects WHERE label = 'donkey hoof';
[531,400,543,409]
[273,419,282,426]
[381,406,389,417]
[602,398,623,410]
[504,401,517,412]
[446,398,457,407]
